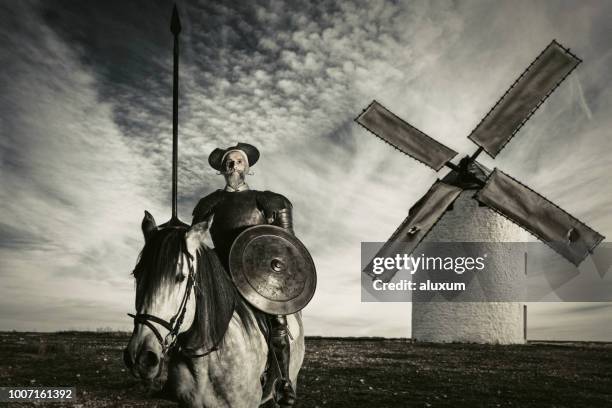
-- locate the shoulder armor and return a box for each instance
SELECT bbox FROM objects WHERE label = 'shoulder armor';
[256,190,292,216]
[192,190,224,225]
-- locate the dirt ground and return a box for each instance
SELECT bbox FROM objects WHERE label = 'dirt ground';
[1,332,611,407]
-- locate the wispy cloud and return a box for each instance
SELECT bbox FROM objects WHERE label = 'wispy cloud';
[0,0,611,339]
[0,1,160,329]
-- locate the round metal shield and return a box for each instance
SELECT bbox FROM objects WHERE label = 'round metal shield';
[229,225,316,315]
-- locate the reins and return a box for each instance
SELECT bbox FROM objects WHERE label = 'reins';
[128,251,219,358]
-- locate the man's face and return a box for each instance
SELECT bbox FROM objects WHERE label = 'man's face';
[223,151,248,188]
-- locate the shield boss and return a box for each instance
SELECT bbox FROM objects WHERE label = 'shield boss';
[229,225,316,315]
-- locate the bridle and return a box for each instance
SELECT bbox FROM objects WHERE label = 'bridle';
[128,252,219,358]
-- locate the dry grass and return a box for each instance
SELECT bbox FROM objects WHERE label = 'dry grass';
[1,332,611,407]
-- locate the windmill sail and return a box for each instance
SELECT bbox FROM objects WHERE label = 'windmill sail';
[356,100,458,171]
[364,181,462,282]
[467,40,581,158]
[476,169,604,265]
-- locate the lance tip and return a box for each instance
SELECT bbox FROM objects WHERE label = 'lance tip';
[171,4,182,35]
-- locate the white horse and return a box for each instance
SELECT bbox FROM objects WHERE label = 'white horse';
[124,212,305,407]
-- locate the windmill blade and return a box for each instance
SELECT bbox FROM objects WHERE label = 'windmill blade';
[468,40,581,158]
[476,169,604,265]
[364,181,462,282]
[356,100,458,171]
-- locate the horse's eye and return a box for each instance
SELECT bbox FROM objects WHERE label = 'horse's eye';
[177,274,186,283]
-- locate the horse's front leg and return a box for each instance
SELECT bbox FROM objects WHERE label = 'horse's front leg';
[200,346,266,407]
[168,354,262,408]
[167,357,206,408]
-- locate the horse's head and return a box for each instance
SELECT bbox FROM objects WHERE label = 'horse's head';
[123,211,207,380]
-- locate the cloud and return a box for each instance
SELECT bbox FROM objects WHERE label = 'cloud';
[0,0,611,338]
[528,303,612,341]
[0,1,161,329]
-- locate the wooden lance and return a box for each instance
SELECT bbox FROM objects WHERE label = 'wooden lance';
[161,4,188,228]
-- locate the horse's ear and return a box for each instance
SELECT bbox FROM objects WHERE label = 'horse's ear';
[141,210,157,242]
[185,221,208,255]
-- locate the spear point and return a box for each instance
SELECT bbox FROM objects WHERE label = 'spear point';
[171,4,182,35]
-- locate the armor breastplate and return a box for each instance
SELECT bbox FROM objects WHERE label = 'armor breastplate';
[209,190,266,264]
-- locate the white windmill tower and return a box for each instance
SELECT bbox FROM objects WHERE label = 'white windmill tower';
[357,41,604,344]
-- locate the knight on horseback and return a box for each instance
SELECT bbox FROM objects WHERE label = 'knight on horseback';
[191,142,305,407]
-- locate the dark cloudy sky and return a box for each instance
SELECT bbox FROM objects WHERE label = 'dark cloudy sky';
[1,0,611,340]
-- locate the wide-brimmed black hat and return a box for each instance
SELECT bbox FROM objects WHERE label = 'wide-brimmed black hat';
[208,142,260,171]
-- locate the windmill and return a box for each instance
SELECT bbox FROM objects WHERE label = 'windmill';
[356,40,605,344]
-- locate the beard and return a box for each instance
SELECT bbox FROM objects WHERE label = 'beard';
[224,169,246,189]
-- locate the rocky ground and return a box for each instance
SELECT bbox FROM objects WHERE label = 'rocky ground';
[1,332,611,407]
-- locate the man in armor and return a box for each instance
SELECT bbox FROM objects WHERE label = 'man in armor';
[191,142,296,407]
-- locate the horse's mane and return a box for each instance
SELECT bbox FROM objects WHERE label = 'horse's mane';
[132,227,258,352]
[133,227,188,310]
[180,246,259,353]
